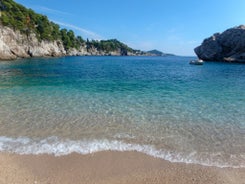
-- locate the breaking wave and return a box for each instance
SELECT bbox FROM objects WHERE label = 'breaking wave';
[0,136,244,168]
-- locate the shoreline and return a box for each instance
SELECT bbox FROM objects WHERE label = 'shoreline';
[0,54,178,62]
[0,151,244,184]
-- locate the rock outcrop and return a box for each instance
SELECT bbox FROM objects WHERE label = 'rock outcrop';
[0,25,142,60]
[0,24,171,60]
[0,25,66,60]
[66,46,138,56]
[194,25,245,63]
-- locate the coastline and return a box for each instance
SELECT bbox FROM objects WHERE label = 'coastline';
[0,151,244,184]
[0,24,167,61]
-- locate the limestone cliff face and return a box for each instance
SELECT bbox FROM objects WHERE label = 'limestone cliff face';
[195,25,245,62]
[0,25,66,60]
[67,46,140,56]
[0,25,164,60]
[0,25,136,60]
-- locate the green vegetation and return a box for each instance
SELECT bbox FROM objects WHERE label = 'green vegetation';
[87,39,136,55]
[0,0,84,51]
[147,49,174,56]
[0,0,60,41]
[0,0,137,54]
[147,50,164,56]
[60,29,83,50]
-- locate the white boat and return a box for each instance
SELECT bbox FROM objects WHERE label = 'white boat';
[189,59,204,65]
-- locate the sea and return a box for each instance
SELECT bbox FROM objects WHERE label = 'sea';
[0,56,244,168]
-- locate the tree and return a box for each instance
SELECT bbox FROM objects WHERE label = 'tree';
[0,0,138,54]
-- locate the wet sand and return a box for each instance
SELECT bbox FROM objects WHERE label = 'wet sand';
[0,151,244,184]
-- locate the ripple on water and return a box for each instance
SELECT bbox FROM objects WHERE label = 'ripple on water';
[0,56,244,167]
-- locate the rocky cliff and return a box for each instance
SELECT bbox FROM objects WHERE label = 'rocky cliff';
[1,0,170,60]
[194,25,245,63]
[0,25,147,60]
[0,25,66,60]
[66,46,138,56]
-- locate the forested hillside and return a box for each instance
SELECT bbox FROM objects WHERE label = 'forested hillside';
[0,0,138,54]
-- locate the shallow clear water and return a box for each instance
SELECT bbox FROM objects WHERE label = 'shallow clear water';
[0,56,244,167]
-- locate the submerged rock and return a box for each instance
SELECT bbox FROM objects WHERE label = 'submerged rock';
[194,25,245,63]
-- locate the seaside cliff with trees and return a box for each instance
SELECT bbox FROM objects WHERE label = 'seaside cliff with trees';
[0,0,169,60]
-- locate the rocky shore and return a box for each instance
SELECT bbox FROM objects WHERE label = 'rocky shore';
[0,25,65,60]
[195,25,245,63]
[0,25,158,60]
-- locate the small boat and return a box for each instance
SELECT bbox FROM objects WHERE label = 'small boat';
[189,59,204,65]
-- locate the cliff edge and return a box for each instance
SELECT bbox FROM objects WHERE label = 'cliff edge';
[0,0,172,60]
[0,25,152,60]
[194,25,245,63]
[0,25,66,60]
[0,0,140,60]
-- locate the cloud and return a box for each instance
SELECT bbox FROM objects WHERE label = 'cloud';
[32,5,72,16]
[53,21,103,40]
[24,4,102,40]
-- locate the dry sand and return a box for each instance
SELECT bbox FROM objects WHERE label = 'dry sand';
[0,151,244,184]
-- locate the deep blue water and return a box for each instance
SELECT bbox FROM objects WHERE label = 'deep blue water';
[0,56,244,167]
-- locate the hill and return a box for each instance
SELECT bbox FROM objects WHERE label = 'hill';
[0,0,173,59]
[147,50,174,56]
[0,0,141,59]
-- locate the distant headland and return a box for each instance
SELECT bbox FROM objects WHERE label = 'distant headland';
[195,25,245,63]
[0,0,172,60]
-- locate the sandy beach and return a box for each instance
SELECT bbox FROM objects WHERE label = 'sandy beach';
[0,151,244,184]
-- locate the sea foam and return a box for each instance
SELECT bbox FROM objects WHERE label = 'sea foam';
[0,136,244,168]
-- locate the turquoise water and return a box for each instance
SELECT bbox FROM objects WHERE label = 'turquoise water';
[0,56,244,167]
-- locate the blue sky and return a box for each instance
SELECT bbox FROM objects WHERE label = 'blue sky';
[15,0,245,56]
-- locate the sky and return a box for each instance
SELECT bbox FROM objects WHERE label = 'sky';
[15,0,245,56]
